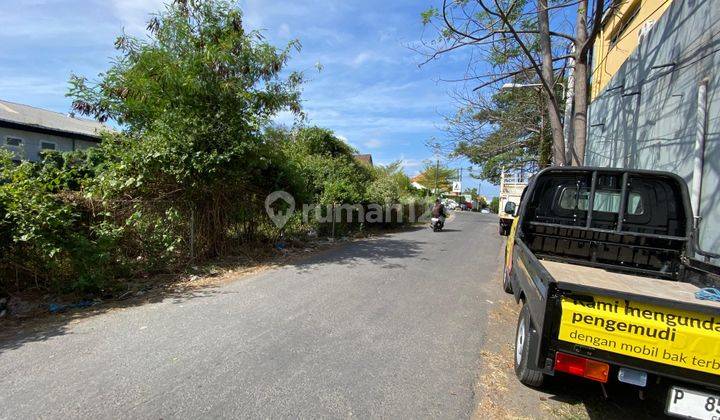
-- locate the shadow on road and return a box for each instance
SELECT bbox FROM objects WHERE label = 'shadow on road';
[0,284,236,354]
[291,236,425,272]
[0,227,427,354]
[536,374,668,419]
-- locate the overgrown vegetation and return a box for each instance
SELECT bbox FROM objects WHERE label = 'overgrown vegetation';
[0,0,418,296]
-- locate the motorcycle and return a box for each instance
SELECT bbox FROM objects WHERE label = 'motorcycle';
[430,217,444,232]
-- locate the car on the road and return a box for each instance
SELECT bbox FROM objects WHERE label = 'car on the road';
[480,208,490,214]
[502,167,720,419]
[443,200,458,210]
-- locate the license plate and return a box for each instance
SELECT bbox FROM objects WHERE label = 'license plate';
[667,386,720,419]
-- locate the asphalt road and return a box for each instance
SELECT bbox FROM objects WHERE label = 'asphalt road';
[0,212,504,419]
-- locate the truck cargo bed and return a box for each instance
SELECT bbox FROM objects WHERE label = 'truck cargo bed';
[540,259,720,314]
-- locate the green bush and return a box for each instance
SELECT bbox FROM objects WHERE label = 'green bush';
[0,1,420,295]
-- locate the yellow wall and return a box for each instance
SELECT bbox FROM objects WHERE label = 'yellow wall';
[590,0,673,100]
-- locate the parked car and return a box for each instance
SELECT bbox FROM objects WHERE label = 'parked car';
[480,208,490,214]
[443,200,458,210]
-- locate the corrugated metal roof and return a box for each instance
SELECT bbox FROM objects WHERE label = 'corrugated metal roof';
[0,99,109,138]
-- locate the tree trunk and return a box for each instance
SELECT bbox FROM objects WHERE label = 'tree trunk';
[572,0,589,166]
[537,0,566,165]
[563,45,576,164]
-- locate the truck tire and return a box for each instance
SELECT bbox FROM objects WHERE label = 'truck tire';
[514,303,544,387]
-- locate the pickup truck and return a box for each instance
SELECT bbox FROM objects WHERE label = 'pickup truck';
[501,167,720,419]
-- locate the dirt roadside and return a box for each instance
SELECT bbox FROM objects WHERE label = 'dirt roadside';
[471,248,670,419]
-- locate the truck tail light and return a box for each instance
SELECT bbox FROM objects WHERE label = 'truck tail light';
[554,352,609,383]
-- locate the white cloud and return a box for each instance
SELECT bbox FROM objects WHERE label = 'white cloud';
[377,154,426,175]
[349,50,399,68]
[351,52,373,67]
[0,76,66,96]
[0,1,116,40]
[336,134,360,150]
[272,110,298,127]
[364,139,382,149]
[277,23,291,38]
[399,155,425,174]
[109,0,165,36]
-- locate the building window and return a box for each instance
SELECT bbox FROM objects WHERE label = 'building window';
[5,136,23,147]
[40,141,57,151]
[608,1,641,48]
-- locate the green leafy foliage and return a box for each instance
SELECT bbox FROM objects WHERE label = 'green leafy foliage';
[366,161,413,205]
[67,0,307,262]
[0,1,419,296]
[0,151,118,292]
[420,0,568,183]
[421,7,439,25]
[414,163,456,193]
[489,197,500,214]
[449,85,558,184]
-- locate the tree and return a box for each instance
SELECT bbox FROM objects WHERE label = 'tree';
[366,161,413,204]
[448,84,548,183]
[478,196,488,209]
[287,126,357,159]
[570,0,610,165]
[67,0,305,258]
[415,163,456,193]
[421,0,614,167]
[463,187,479,199]
[278,126,371,206]
[489,197,500,213]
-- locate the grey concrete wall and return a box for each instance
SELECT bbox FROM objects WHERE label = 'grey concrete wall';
[0,126,98,161]
[586,0,719,264]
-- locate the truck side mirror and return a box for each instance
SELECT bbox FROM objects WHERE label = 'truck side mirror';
[504,201,517,216]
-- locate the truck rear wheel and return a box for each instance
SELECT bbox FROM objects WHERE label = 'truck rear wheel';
[515,303,544,387]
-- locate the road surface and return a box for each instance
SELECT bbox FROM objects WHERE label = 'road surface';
[0,212,504,418]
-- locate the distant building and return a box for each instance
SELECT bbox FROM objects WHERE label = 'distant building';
[590,0,674,100]
[353,154,373,167]
[410,174,426,190]
[0,99,108,161]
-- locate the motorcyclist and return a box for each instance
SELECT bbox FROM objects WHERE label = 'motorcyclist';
[431,199,447,228]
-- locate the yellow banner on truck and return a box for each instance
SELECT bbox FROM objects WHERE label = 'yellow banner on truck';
[559,295,720,376]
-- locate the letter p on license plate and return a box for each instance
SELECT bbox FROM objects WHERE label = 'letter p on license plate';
[667,386,720,419]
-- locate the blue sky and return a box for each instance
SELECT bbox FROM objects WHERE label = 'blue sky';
[0,0,498,196]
